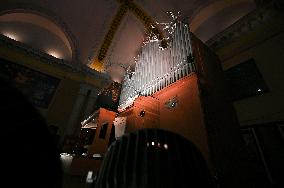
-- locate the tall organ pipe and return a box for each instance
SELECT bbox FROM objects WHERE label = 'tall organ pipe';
[118,22,195,111]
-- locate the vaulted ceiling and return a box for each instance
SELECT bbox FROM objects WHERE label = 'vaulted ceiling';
[0,0,256,81]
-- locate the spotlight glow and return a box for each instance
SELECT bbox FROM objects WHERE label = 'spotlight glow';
[164,144,168,150]
[2,32,19,41]
[47,50,62,59]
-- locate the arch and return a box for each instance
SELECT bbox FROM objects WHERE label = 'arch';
[0,3,79,63]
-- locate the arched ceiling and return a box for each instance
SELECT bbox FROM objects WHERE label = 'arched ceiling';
[0,0,256,81]
[0,12,73,61]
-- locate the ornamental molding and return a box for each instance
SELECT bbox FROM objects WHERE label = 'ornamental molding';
[0,34,109,80]
[206,1,284,51]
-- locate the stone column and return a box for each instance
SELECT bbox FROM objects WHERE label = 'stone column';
[82,88,100,119]
[64,84,89,137]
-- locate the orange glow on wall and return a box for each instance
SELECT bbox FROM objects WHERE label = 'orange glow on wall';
[87,108,116,156]
[118,73,212,169]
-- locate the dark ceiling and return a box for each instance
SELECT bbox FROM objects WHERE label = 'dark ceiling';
[0,0,256,81]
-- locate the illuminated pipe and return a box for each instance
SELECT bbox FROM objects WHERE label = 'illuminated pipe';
[177,23,181,69]
[141,58,144,87]
[184,27,189,56]
[119,21,194,111]
[146,46,151,84]
[151,43,155,88]
[176,25,180,66]
[173,34,176,69]
[150,43,153,85]
[182,25,187,55]
[153,43,156,82]
[166,51,170,86]
[183,62,187,76]
[184,26,191,57]
[137,61,140,90]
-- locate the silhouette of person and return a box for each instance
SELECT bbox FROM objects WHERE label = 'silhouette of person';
[0,79,62,188]
[94,128,216,188]
[48,125,61,150]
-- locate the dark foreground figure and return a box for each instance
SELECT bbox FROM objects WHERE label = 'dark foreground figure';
[94,128,215,188]
[0,80,62,188]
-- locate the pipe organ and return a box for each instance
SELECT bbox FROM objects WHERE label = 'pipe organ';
[76,17,247,187]
[118,22,195,111]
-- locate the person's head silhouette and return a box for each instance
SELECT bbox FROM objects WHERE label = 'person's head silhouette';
[94,128,215,188]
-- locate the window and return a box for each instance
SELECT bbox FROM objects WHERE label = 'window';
[99,123,108,139]
[225,58,269,101]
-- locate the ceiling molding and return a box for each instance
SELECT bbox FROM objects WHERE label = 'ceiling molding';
[90,0,165,72]
[0,34,109,82]
[190,0,255,32]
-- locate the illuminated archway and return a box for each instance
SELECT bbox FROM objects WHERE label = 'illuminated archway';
[0,5,78,63]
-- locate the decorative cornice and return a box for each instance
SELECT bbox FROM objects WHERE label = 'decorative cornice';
[206,1,284,51]
[0,3,80,64]
[0,34,109,80]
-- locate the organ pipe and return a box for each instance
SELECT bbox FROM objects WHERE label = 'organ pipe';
[118,22,195,111]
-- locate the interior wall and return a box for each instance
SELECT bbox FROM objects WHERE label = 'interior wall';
[190,0,256,42]
[211,5,284,126]
[0,37,107,137]
[221,32,284,126]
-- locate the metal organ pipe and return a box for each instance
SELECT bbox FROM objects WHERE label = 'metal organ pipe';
[118,22,195,111]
